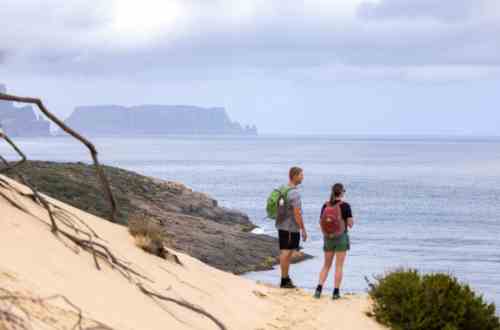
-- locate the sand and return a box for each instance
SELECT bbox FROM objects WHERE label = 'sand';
[0,174,386,330]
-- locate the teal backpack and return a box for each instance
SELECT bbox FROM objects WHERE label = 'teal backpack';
[266,186,295,221]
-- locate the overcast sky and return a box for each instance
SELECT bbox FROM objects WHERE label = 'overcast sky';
[1,0,499,135]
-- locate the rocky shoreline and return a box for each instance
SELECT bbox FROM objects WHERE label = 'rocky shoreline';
[5,161,310,274]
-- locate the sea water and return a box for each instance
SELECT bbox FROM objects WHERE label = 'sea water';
[1,135,499,311]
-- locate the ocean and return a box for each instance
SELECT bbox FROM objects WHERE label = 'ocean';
[1,135,499,311]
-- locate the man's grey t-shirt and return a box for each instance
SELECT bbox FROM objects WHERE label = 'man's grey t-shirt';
[275,187,302,233]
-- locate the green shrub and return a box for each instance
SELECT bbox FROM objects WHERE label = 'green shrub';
[367,269,500,330]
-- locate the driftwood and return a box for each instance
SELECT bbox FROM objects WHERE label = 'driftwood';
[0,175,148,282]
[0,288,114,330]
[0,92,117,222]
[138,284,227,330]
[0,132,26,168]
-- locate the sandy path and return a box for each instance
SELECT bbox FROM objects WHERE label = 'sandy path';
[256,288,385,330]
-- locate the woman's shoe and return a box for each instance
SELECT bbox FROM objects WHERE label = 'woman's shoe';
[332,292,341,300]
[314,289,322,299]
[314,285,322,299]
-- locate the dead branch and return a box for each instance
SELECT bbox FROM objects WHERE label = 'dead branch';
[0,132,26,170]
[0,93,117,222]
[0,127,152,282]
[0,156,58,232]
[0,309,30,330]
[0,168,149,287]
[0,175,151,284]
[137,284,227,330]
[157,265,211,296]
[0,289,114,330]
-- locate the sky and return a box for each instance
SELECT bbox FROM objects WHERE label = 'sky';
[0,0,499,135]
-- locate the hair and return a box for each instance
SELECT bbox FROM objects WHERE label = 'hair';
[289,167,303,181]
[330,183,345,204]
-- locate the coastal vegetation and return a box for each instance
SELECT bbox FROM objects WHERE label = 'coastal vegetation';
[367,269,500,330]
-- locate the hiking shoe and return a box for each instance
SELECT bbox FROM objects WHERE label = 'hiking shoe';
[280,277,296,289]
[332,292,341,300]
[313,288,322,299]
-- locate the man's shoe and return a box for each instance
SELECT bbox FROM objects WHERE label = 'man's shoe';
[280,277,296,289]
[332,292,341,300]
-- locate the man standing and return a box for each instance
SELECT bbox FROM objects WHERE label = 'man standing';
[276,166,308,289]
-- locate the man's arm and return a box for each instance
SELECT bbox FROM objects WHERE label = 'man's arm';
[347,217,354,228]
[294,207,308,242]
[294,207,305,231]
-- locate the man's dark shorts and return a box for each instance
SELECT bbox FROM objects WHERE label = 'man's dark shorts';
[278,230,300,250]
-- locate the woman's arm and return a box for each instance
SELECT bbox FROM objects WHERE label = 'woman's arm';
[319,203,327,235]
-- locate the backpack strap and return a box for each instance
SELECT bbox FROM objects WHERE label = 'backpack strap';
[337,201,349,233]
[331,201,348,233]
[281,186,296,200]
[320,201,329,217]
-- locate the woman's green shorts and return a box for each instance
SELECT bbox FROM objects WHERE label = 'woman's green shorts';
[323,232,350,252]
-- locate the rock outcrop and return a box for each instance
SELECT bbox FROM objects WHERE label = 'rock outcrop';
[0,84,51,137]
[64,105,258,136]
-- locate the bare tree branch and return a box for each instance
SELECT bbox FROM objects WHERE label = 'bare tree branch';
[137,284,227,330]
[0,93,117,222]
[0,132,26,170]
[0,288,114,330]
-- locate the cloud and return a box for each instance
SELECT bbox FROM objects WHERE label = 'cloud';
[357,0,477,21]
[0,0,112,66]
[289,64,500,84]
[1,0,500,83]
[357,0,500,22]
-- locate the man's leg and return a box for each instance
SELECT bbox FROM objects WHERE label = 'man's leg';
[280,249,294,278]
[280,249,295,288]
[280,249,291,279]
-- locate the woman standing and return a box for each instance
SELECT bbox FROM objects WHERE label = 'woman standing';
[314,183,354,300]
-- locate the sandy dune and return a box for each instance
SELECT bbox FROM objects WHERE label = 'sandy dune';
[0,174,386,330]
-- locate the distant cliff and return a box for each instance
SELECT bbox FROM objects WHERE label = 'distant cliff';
[64,105,258,136]
[0,84,51,137]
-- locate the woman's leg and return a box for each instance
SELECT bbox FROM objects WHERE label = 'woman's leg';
[318,251,334,286]
[334,251,347,289]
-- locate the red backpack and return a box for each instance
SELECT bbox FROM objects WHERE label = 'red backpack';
[320,202,345,238]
